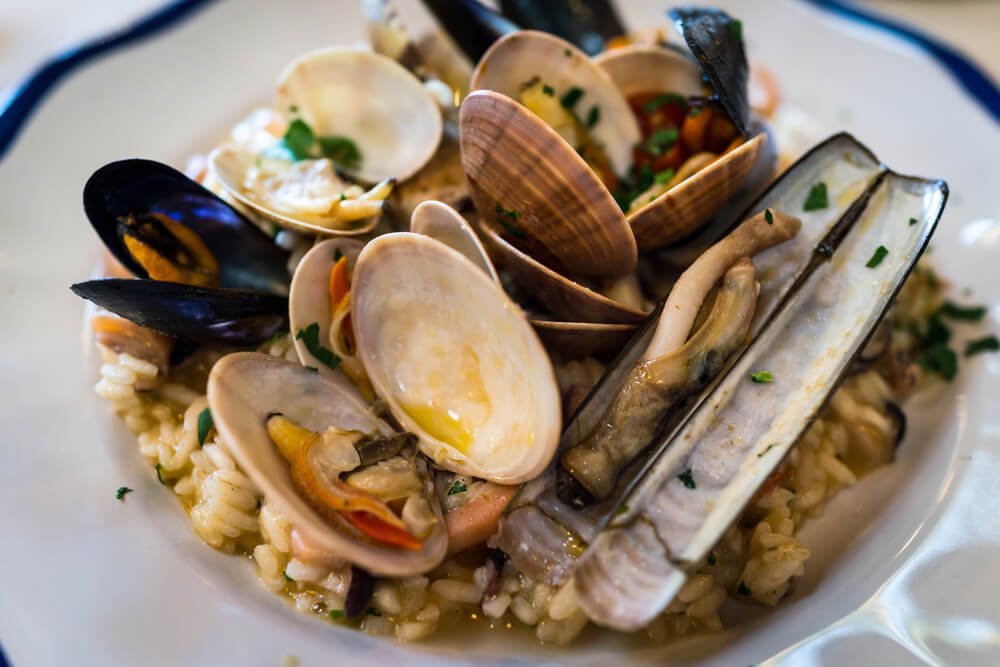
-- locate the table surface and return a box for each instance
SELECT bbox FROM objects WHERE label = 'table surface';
[2,0,999,104]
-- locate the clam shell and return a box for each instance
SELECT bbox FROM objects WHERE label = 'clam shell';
[460,90,637,277]
[277,47,442,184]
[207,352,448,576]
[531,320,637,359]
[410,200,499,284]
[470,30,640,175]
[592,44,703,98]
[351,232,561,484]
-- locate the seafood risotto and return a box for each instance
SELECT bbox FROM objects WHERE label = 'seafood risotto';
[71,0,993,648]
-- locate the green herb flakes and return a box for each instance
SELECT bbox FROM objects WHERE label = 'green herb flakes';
[154,463,167,485]
[447,480,468,496]
[646,128,679,156]
[333,248,344,262]
[757,443,777,458]
[197,407,213,447]
[803,182,828,211]
[737,581,751,596]
[318,135,361,171]
[642,93,686,114]
[654,168,676,185]
[939,301,987,322]
[329,609,345,620]
[917,343,958,381]
[494,204,525,238]
[966,335,1000,357]
[542,84,554,96]
[616,503,629,516]
[115,486,133,501]
[296,322,341,370]
[563,48,572,57]
[282,118,316,160]
[585,105,601,129]
[865,245,889,268]
[750,371,774,383]
[560,86,584,110]
[677,468,696,489]
[728,18,743,43]
[764,209,774,225]
[909,217,918,226]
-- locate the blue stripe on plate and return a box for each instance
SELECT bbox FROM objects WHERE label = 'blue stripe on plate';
[0,0,216,162]
[802,0,1000,125]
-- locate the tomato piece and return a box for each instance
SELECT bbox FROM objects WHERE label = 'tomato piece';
[328,256,350,312]
[344,511,422,550]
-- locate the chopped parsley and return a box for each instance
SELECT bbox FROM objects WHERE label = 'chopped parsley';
[585,105,601,129]
[447,480,468,496]
[296,322,341,370]
[115,486,133,501]
[737,581,751,596]
[281,118,316,160]
[333,247,344,262]
[542,84,554,96]
[764,208,774,225]
[917,343,958,381]
[728,18,743,43]
[266,117,361,169]
[707,552,717,566]
[197,407,213,447]
[317,135,361,171]
[329,609,345,620]
[563,48,572,57]
[677,468,696,489]
[654,168,676,185]
[494,204,525,238]
[966,335,1000,357]
[560,86,584,110]
[642,92,686,114]
[757,443,777,458]
[939,301,987,322]
[646,128,679,156]
[909,217,918,226]
[803,182,829,211]
[750,371,774,384]
[865,245,889,268]
[616,503,630,515]
[154,463,167,485]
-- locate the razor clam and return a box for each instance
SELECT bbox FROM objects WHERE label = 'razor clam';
[575,169,946,630]
[208,353,448,576]
[497,133,888,584]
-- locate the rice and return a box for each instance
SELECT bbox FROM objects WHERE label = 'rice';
[91,258,940,645]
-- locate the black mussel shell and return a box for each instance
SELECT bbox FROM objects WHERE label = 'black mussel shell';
[84,159,289,295]
[344,566,375,619]
[669,6,750,136]
[499,0,625,55]
[421,0,518,62]
[71,279,287,346]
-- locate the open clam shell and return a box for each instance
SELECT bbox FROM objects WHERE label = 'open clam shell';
[208,353,447,576]
[531,320,637,359]
[496,133,916,593]
[460,89,637,278]
[410,200,499,283]
[592,44,703,98]
[351,232,561,484]
[277,47,443,185]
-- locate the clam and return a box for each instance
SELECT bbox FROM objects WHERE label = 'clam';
[350,232,561,484]
[209,47,442,236]
[410,200,499,283]
[496,134,945,627]
[208,353,447,576]
[71,159,290,345]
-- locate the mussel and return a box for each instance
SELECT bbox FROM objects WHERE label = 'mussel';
[497,133,948,630]
[71,159,290,346]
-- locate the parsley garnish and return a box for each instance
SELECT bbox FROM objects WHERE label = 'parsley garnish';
[447,480,468,496]
[939,301,987,322]
[866,245,889,268]
[642,93,686,114]
[728,19,743,43]
[757,443,777,458]
[154,463,167,485]
[494,204,525,238]
[616,503,629,515]
[560,86,584,110]
[677,468,696,489]
[803,182,829,211]
[646,128,679,155]
[542,84,554,97]
[966,335,1000,356]
[764,209,774,225]
[296,323,341,370]
[281,118,316,160]
[333,248,343,262]
[267,117,362,169]
[317,135,361,171]
[197,407,213,447]
[329,609,345,620]
[909,217,918,226]
[563,48,572,57]
[707,552,717,566]
[585,105,601,129]
[750,371,774,383]
[917,344,958,381]
[654,168,676,185]
[115,486,133,501]
[737,581,751,596]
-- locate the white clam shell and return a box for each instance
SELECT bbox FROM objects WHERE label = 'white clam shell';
[592,44,703,98]
[410,200,499,284]
[351,232,561,484]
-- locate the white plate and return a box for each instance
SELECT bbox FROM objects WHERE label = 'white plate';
[1,1,998,665]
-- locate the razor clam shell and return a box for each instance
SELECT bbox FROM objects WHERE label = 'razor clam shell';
[575,170,947,631]
[497,133,888,584]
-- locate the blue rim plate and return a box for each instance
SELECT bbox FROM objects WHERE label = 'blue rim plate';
[1,1,998,665]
